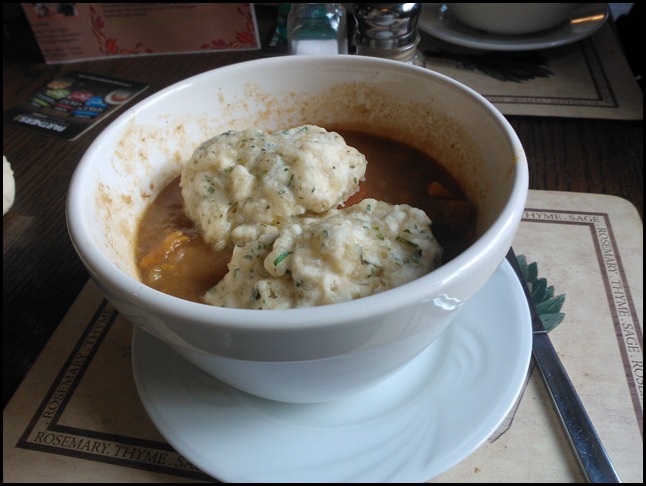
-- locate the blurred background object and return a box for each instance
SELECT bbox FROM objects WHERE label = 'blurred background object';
[446,3,579,36]
[612,3,642,91]
[2,3,43,61]
[3,155,15,216]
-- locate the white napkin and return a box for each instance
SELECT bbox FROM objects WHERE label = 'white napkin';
[3,155,15,215]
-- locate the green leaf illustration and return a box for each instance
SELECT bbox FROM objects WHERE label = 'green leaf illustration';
[516,254,565,332]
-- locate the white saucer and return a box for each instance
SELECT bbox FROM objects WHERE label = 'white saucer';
[419,3,609,51]
[132,259,532,482]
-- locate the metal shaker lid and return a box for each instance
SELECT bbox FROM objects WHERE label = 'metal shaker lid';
[353,3,421,49]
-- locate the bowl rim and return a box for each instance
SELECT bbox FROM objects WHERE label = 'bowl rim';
[66,55,528,332]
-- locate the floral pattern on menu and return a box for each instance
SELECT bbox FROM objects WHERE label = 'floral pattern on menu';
[21,3,261,63]
[90,5,152,57]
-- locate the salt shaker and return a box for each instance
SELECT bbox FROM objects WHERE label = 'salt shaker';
[352,3,424,65]
[287,3,348,55]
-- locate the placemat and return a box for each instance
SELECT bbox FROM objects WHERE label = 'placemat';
[420,20,643,121]
[3,190,643,483]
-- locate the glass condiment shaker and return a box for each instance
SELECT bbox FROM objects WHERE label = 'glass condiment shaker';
[352,3,424,66]
[287,3,348,55]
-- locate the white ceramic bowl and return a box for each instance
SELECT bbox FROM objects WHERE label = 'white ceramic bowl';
[67,55,528,403]
[447,3,580,35]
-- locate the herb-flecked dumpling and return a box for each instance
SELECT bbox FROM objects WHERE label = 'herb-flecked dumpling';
[181,125,367,251]
[205,199,443,309]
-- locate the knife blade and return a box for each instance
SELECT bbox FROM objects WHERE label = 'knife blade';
[506,248,621,483]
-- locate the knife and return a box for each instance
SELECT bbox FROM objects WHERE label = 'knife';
[506,248,621,483]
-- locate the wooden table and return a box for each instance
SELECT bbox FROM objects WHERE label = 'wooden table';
[3,6,643,409]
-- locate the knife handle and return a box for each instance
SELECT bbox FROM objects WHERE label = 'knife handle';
[533,322,621,483]
[507,248,621,483]
[533,328,621,483]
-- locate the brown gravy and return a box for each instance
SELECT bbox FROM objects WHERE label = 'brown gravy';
[135,129,474,303]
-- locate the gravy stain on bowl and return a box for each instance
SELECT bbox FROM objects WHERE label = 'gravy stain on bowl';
[233,80,486,204]
[97,78,496,281]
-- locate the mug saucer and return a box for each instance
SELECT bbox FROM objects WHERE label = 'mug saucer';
[419,3,609,51]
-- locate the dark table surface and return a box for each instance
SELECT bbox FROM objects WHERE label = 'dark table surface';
[3,5,643,409]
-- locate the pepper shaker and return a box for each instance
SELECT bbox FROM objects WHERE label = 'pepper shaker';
[352,3,424,65]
